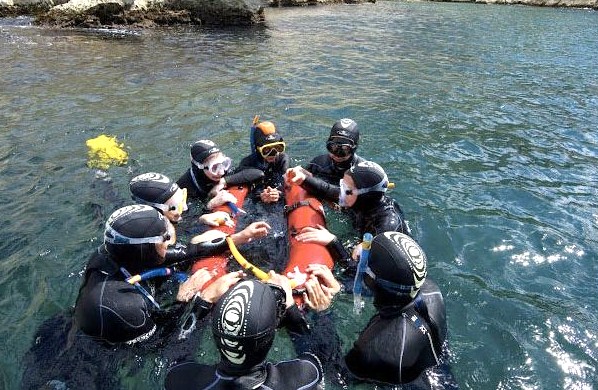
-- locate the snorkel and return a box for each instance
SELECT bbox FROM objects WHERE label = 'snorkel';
[126,267,189,284]
[250,115,259,155]
[120,267,161,310]
[226,236,270,281]
[353,232,373,314]
[226,236,299,288]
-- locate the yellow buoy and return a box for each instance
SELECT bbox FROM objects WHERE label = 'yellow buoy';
[86,134,128,170]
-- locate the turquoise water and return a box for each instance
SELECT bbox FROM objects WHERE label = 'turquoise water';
[1,2,598,389]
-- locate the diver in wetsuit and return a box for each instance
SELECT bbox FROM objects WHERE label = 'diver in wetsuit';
[165,267,341,390]
[286,118,365,202]
[344,232,448,386]
[339,160,410,237]
[130,172,267,268]
[234,120,291,272]
[176,139,263,210]
[236,120,289,204]
[294,160,410,264]
[74,205,264,344]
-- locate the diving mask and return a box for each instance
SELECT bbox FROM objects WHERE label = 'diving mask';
[257,142,286,158]
[338,177,389,207]
[193,156,232,176]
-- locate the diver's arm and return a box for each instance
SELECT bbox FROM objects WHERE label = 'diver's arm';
[290,277,343,376]
[164,238,228,268]
[224,168,264,186]
[301,175,340,202]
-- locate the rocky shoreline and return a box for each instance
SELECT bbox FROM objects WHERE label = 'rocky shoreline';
[431,0,597,9]
[0,0,596,28]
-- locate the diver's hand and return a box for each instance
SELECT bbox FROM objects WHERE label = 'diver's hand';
[351,243,363,262]
[177,268,214,302]
[199,211,234,227]
[207,190,237,210]
[201,271,245,303]
[295,225,336,246]
[303,265,340,311]
[306,264,341,296]
[231,221,271,245]
[260,187,280,203]
[208,178,227,197]
[266,271,294,308]
[285,166,310,186]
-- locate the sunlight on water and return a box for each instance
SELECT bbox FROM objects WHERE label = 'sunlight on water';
[2,2,598,390]
[545,318,596,389]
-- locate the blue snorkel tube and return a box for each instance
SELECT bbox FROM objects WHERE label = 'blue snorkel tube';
[353,232,373,315]
[126,267,188,284]
[120,267,162,310]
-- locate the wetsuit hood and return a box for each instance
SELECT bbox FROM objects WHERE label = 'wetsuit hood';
[212,280,280,372]
[250,121,284,169]
[130,172,178,205]
[103,205,168,275]
[328,118,359,146]
[191,139,220,165]
[347,161,389,210]
[365,232,427,308]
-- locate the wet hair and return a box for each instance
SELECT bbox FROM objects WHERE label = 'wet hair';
[212,280,279,373]
[364,232,427,308]
[328,118,359,146]
[130,172,178,205]
[104,205,168,274]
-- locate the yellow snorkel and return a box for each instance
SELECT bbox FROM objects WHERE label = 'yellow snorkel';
[226,236,269,281]
[226,236,299,288]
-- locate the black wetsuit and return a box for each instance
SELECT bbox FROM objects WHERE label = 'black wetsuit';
[176,165,264,202]
[344,279,447,385]
[351,195,411,237]
[237,152,290,199]
[165,307,334,390]
[74,246,214,344]
[301,153,365,202]
[164,237,228,269]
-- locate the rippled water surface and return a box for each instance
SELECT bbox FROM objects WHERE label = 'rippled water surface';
[1,2,598,389]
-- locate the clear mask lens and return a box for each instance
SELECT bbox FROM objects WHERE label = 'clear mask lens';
[207,157,232,176]
[192,156,232,176]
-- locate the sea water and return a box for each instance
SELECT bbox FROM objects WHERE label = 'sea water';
[1,2,597,389]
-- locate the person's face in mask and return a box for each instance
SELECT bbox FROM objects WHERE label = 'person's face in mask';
[339,174,358,208]
[154,220,177,261]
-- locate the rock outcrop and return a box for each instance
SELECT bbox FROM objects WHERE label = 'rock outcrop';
[5,0,594,29]
[1,0,267,26]
[0,0,375,26]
